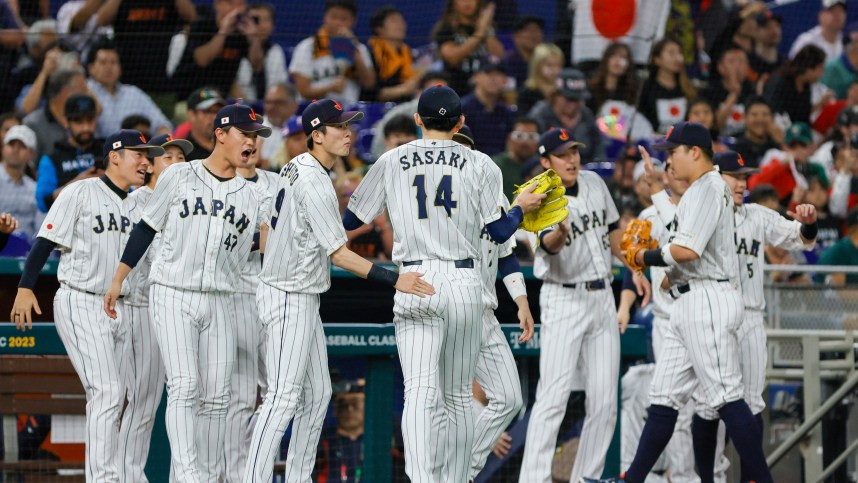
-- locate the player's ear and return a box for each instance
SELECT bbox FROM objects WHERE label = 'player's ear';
[413,113,423,128]
[539,155,551,170]
[455,115,465,131]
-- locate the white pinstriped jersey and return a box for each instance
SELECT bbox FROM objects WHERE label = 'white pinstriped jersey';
[236,169,280,294]
[479,194,515,310]
[124,186,159,306]
[638,205,674,319]
[735,203,813,311]
[37,177,139,295]
[534,170,619,284]
[348,139,504,263]
[259,153,348,293]
[142,160,273,292]
[666,170,739,287]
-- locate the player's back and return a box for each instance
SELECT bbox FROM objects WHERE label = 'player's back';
[238,169,280,294]
[349,139,503,263]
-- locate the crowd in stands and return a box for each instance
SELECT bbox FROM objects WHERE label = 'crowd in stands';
[1,0,858,283]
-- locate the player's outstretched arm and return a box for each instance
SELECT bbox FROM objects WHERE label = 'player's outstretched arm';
[11,237,55,331]
[329,244,435,297]
[498,254,533,342]
[786,204,819,244]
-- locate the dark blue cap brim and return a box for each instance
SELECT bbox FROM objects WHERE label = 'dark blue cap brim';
[652,139,680,151]
[231,122,273,138]
[721,167,760,175]
[334,111,364,125]
[161,139,194,156]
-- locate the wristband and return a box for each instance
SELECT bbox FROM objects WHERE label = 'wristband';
[368,263,399,286]
[642,249,667,267]
[661,243,679,267]
[503,272,527,300]
[800,221,818,240]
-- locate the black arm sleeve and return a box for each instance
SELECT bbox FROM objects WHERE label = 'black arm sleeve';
[120,221,157,268]
[0,231,8,252]
[18,237,57,289]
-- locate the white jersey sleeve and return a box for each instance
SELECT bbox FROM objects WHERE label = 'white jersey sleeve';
[650,190,677,228]
[671,179,725,256]
[480,161,504,225]
[141,162,182,230]
[756,204,813,251]
[306,176,349,256]
[38,181,84,249]
[479,193,515,310]
[348,156,387,223]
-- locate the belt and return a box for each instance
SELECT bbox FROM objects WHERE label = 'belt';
[561,279,607,290]
[402,259,474,269]
[85,290,123,299]
[669,279,728,300]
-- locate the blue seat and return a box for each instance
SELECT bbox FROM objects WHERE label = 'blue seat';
[356,128,377,163]
[0,232,32,257]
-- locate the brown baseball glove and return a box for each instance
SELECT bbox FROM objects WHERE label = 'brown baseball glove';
[621,219,659,271]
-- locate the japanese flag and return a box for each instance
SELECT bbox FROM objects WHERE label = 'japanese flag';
[572,0,670,64]
[656,98,687,133]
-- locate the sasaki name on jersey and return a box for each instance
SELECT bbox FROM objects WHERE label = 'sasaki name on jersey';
[399,150,469,171]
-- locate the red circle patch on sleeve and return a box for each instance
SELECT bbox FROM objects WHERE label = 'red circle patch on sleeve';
[47,224,53,230]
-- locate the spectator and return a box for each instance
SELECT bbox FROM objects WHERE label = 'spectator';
[336,171,394,259]
[173,0,263,99]
[235,2,288,102]
[289,0,376,105]
[315,378,366,483]
[829,141,858,218]
[9,19,59,112]
[56,0,114,53]
[181,87,226,161]
[800,172,841,262]
[366,5,420,103]
[765,44,828,127]
[517,42,563,116]
[259,82,297,165]
[587,42,637,116]
[507,15,545,89]
[733,97,782,168]
[0,125,39,238]
[35,94,103,213]
[382,113,418,151]
[639,38,697,134]
[12,0,48,25]
[817,208,858,284]
[461,58,516,156]
[98,0,196,106]
[607,147,639,210]
[748,183,781,210]
[632,160,662,209]
[270,115,307,171]
[121,114,152,138]
[822,40,858,99]
[0,212,18,252]
[23,67,90,164]
[0,112,20,146]
[686,98,719,141]
[789,0,847,61]
[369,70,451,158]
[527,68,605,164]
[492,117,540,200]
[703,46,756,136]
[749,122,827,206]
[16,41,82,116]
[86,39,172,138]
[748,10,785,81]
[432,0,505,95]
[0,0,24,112]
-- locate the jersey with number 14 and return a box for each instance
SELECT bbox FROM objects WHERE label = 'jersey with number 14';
[348,139,503,263]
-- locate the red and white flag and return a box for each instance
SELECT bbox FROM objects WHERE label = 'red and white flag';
[572,0,670,64]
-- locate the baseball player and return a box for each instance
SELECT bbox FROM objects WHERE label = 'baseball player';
[11,130,164,482]
[616,161,700,483]
[104,104,274,483]
[242,99,434,483]
[691,151,816,483]
[589,122,774,483]
[346,86,543,482]
[453,126,535,480]
[118,133,192,483]
[223,138,280,483]
[520,127,639,483]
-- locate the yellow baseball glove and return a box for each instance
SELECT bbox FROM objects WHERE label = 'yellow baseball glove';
[512,169,569,233]
[621,219,659,271]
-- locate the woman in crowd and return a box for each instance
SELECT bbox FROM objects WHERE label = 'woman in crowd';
[638,37,697,134]
[764,44,827,126]
[587,42,638,115]
[517,42,563,115]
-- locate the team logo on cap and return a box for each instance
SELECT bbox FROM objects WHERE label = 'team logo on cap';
[439,107,447,115]
[167,135,173,141]
[221,117,229,124]
[665,126,674,138]
[113,141,122,149]
[333,101,342,111]
[737,154,745,166]
[559,129,569,141]
[139,134,147,143]
[311,117,321,127]
[249,108,257,121]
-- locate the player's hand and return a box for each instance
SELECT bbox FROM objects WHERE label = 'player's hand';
[633,270,651,307]
[638,145,664,191]
[788,204,817,225]
[492,432,512,459]
[11,288,41,331]
[0,212,19,234]
[72,165,103,183]
[556,219,571,236]
[512,183,547,214]
[394,272,435,298]
[103,282,122,319]
[517,302,535,342]
[617,308,630,334]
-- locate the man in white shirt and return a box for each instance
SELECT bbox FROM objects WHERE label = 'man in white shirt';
[86,38,172,137]
[789,0,847,61]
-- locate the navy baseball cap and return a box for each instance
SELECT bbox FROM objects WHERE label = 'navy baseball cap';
[301,99,363,135]
[417,85,462,119]
[538,127,585,157]
[281,115,304,137]
[149,133,193,157]
[453,124,475,147]
[102,130,165,159]
[652,122,713,151]
[187,87,225,111]
[214,103,272,137]
[65,93,97,120]
[714,150,759,175]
